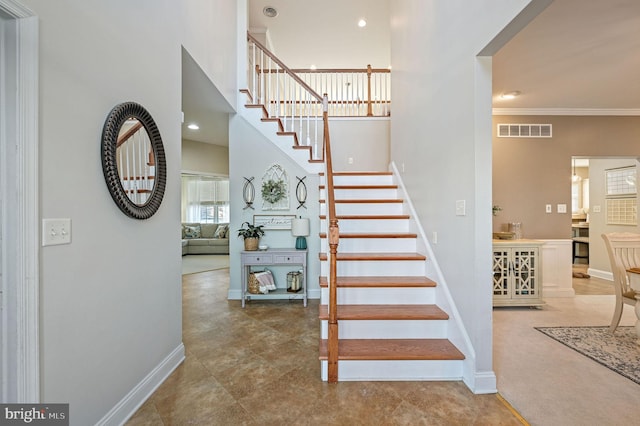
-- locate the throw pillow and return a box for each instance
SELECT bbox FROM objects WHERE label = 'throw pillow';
[200,223,216,238]
[183,224,201,239]
[213,224,228,238]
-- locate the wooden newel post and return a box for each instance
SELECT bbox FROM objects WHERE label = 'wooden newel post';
[366,64,373,117]
[328,219,339,383]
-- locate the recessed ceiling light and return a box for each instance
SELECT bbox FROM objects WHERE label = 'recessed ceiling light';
[500,91,521,100]
[187,123,199,130]
[263,6,278,18]
[358,19,367,28]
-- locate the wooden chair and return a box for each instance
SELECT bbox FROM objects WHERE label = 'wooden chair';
[601,233,640,333]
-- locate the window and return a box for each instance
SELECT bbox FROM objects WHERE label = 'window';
[181,175,229,223]
[605,166,637,226]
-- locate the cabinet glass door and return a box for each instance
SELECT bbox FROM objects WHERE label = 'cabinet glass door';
[512,248,538,298]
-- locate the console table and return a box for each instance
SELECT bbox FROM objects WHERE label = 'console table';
[240,248,308,308]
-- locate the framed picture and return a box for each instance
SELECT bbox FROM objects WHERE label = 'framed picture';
[253,214,295,230]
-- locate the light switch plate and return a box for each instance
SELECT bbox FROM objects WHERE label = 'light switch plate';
[546,204,552,213]
[557,204,567,214]
[455,200,466,216]
[42,218,72,246]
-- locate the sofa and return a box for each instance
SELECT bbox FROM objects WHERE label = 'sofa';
[181,222,230,255]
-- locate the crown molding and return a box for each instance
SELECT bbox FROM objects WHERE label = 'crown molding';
[0,0,34,18]
[492,108,640,116]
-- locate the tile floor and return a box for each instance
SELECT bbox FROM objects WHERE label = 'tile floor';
[126,269,522,425]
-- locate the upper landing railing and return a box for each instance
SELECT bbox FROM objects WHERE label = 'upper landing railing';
[289,66,391,117]
[247,33,391,161]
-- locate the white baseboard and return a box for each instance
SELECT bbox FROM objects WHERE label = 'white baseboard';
[464,371,497,395]
[588,268,613,281]
[96,343,185,426]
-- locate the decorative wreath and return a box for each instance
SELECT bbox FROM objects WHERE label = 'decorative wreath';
[261,179,287,204]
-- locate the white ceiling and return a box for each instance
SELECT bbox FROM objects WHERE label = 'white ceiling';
[493,0,640,111]
[182,0,640,145]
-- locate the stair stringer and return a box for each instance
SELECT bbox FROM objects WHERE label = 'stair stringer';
[239,92,323,175]
[389,162,497,394]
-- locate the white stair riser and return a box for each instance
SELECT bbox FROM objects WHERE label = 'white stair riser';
[321,175,394,186]
[320,203,404,215]
[320,287,435,304]
[320,188,398,200]
[320,360,463,381]
[320,320,447,339]
[242,107,322,173]
[321,238,417,253]
[320,219,409,233]
[321,260,425,276]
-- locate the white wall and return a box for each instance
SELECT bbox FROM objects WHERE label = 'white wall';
[588,158,640,277]
[228,114,321,301]
[20,0,240,423]
[182,139,229,175]
[182,0,238,111]
[389,0,535,390]
[327,118,390,171]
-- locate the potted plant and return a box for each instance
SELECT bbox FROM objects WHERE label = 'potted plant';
[237,221,265,251]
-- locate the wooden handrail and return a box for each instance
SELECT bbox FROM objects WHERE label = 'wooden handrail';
[247,32,322,102]
[116,121,143,148]
[247,33,340,380]
[323,94,340,383]
[289,67,391,74]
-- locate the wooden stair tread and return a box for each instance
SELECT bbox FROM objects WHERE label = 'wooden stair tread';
[319,252,426,261]
[318,304,448,320]
[319,339,465,361]
[319,276,436,288]
[319,232,417,239]
[319,214,410,220]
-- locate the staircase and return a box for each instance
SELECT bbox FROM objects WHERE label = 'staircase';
[241,33,469,383]
[318,172,465,381]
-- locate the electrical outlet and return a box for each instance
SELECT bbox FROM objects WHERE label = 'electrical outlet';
[593,205,601,213]
[42,218,72,246]
[348,157,354,164]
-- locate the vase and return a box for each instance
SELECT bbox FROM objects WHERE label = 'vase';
[244,237,259,251]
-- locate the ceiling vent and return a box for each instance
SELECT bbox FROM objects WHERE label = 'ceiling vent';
[497,124,552,138]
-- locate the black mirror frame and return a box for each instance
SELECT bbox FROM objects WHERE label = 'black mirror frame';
[101,102,167,220]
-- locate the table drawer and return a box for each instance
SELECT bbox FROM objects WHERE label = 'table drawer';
[274,254,304,264]
[242,254,273,264]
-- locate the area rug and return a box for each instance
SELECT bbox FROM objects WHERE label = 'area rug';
[181,255,229,275]
[535,326,640,385]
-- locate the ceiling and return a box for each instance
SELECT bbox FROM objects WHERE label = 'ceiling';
[182,0,640,145]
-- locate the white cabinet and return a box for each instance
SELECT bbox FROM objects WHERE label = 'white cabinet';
[493,240,545,307]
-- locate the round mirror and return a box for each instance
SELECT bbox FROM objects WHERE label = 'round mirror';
[101,102,166,219]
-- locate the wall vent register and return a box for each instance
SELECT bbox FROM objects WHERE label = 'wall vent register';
[497,124,552,138]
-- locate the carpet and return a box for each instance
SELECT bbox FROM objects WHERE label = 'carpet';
[535,326,640,385]
[181,254,229,275]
